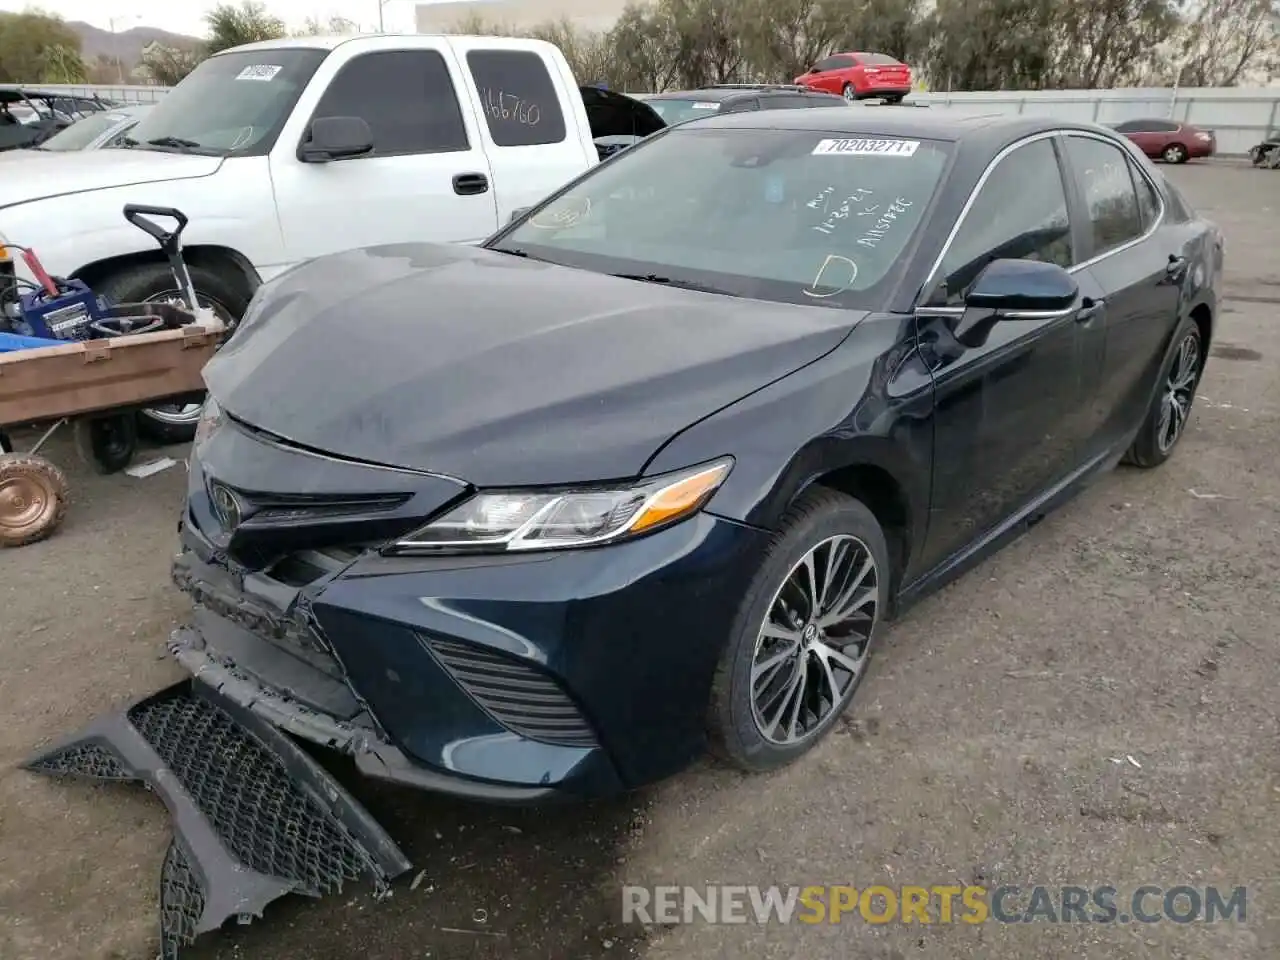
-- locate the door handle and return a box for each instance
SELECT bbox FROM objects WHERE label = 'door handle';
[453,172,489,196]
[1075,297,1104,323]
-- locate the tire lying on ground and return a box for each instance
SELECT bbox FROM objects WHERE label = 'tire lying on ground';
[91,262,252,445]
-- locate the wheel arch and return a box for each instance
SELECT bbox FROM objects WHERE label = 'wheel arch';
[1188,301,1213,354]
[71,244,261,309]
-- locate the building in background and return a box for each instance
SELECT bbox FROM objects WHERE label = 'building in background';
[414,0,634,33]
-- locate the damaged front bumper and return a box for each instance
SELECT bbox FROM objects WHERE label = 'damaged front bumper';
[24,680,411,958]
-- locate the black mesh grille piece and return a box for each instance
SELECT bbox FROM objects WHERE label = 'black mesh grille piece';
[27,742,134,781]
[424,636,598,748]
[127,695,376,895]
[160,841,205,960]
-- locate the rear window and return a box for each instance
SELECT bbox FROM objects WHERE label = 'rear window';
[646,98,722,124]
[862,54,902,65]
[495,127,952,310]
[466,49,567,147]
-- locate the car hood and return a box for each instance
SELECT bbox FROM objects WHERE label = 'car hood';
[204,243,859,487]
[0,149,222,209]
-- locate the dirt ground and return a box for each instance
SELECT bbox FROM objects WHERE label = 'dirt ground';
[1,161,1277,960]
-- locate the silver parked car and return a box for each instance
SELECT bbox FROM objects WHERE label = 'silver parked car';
[0,103,153,158]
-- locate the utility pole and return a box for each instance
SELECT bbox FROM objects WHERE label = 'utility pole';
[377,0,390,32]
[109,14,141,84]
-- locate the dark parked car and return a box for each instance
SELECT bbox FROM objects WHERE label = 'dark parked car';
[0,88,111,151]
[140,110,1221,810]
[1112,117,1216,163]
[641,84,848,125]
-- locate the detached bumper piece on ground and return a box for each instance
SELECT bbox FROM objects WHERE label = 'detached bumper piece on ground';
[23,681,411,958]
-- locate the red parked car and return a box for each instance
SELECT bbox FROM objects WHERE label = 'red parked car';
[794,52,912,102]
[1112,118,1216,164]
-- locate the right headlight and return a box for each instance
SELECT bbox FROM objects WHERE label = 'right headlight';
[387,457,733,555]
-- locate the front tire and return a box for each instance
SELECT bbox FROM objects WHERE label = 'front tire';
[1123,315,1203,468]
[709,488,889,772]
[842,83,857,101]
[1162,143,1188,164]
[92,262,251,444]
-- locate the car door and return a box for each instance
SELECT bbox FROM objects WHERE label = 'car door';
[270,45,499,261]
[812,57,850,95]
[1062,133,1183,455]
[449,42,599,226]
[914,134,1095,571]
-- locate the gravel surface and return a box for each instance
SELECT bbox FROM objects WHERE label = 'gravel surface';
[1,162,1276,960]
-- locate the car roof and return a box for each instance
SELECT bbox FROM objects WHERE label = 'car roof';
[683,106,1124,148]
[647,86,837,102]
[0,88,63,104]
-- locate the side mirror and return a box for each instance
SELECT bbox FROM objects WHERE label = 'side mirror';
[965,258,1078,313]
[298,116,373,163]
[508,206,531,224]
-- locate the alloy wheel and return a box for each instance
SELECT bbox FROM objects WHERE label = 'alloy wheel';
[140,289,234,427]
[1157,332,1199,453]
[843,85,857,102]
[1163,144,1187,164]
[749,534,878,745]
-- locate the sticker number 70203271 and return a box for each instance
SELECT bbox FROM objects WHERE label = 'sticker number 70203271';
[236,65,282,81]
[811,138,920,157]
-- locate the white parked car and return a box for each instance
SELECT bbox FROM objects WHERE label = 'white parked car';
[0,104,152,158]
[0,35,664,440]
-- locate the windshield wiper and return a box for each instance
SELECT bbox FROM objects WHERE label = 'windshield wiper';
[146,136,204,150]
[116,135,139,148]
[610,273,729,295]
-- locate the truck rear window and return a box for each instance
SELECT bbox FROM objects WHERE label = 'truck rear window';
[466,50,567,148]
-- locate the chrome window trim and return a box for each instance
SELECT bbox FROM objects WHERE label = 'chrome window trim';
[918,128,1166,308]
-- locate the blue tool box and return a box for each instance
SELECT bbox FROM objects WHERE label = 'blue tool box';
[14,281,109,341]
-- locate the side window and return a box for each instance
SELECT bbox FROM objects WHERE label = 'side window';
[1064,135,1143,257]
[1113,120,1140,133]
[930,138,1073,306]
[1129,159,1161,232]
[312,50,469,156]
[1156,121,1181,133]
[466,50,567,147]
[835,55,858,68]
[813,57,837,72]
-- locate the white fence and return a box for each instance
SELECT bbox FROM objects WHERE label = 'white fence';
[10,82,1279,154]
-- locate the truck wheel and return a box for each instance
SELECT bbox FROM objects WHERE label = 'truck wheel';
[0,453,69,547]
[92,262,251,445]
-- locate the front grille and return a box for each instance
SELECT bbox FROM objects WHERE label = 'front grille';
[424,636,598,748]
[128,694,379,895]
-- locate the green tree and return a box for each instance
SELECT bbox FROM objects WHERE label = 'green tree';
[204,1,286,55]
[0,10,87,84]
[138,41,204,85]
[296,14,360,36]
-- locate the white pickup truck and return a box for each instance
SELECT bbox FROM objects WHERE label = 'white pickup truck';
[0,34,664,439]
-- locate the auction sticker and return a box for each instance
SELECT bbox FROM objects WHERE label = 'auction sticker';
[812,138,920,156]
[236,65,282,81]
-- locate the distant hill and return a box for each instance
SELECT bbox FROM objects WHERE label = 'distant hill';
[66,21,203,71]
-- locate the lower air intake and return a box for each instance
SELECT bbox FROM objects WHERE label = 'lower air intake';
[23,683,410,958]
[424,636,598,748]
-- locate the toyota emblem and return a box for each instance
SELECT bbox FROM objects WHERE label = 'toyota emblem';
[209,482,243,529]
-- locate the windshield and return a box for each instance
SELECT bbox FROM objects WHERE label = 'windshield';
[37,112,123,151]
[124,48,328,156]
[647,99,723,124]
[492,127,952,309]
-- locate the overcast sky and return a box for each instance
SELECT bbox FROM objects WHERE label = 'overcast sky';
[0,0,460,37]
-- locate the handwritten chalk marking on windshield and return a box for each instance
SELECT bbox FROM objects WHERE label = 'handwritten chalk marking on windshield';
[813,189,877,234]
[858,197,913,248]
[529,196,591,229]
[812,138,920,157]
[803,254,859,298]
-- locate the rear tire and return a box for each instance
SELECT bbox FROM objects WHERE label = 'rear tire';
[1123,315,1203,468]
[1162,143,1188,164]
[92,262,251,444]
[709,488,890,772]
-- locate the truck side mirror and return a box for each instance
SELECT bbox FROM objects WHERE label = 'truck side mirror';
[298,116,374,162]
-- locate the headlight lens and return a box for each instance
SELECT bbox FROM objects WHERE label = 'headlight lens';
[390,457,733,554]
